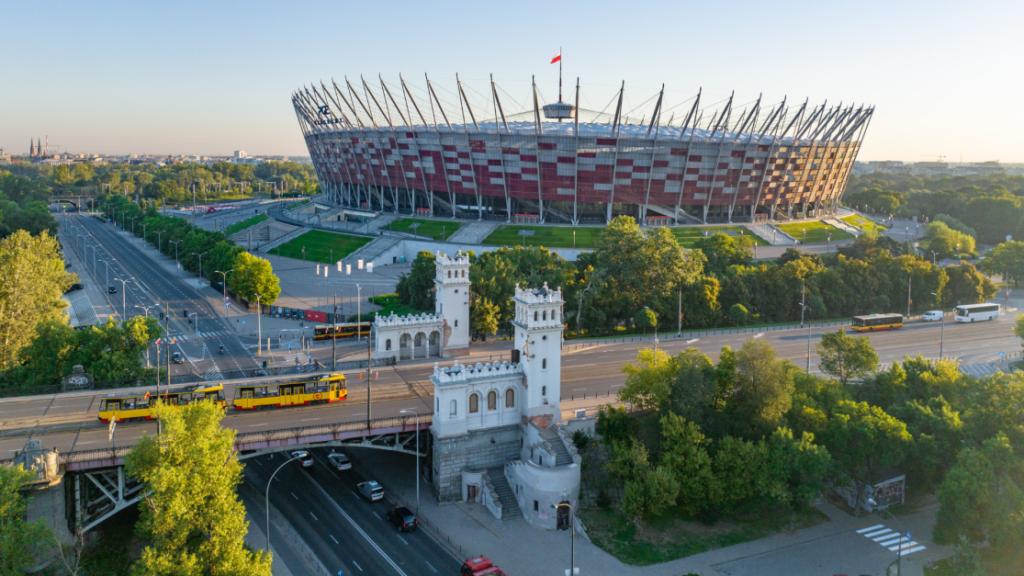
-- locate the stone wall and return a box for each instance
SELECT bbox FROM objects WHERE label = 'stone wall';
[431,424,521,502]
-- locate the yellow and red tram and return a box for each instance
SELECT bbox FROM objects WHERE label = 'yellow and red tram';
[232,372,347,410]
[98,383,226,423]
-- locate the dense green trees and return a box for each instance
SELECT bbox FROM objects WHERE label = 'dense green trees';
[125,400,271,576]
[230,251,281,306]
[0,466,47,575]
[0,230,76,370]
[395,250,436,312]
[817,329,879,385]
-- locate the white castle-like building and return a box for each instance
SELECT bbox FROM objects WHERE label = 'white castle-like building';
[373,256,580,530]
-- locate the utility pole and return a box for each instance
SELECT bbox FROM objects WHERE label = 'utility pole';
[332,295,337,370]
[161,301,169,436]
[366,322,372,430]
[677,287,682,336]
[800,281,806,327]
[907,275,912,317]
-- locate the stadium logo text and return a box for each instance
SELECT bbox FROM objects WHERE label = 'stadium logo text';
[314,105,344,126]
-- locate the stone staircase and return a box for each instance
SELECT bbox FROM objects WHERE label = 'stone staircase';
[485,467,522,520]
[345,235,403,266]
[540,427,574,467]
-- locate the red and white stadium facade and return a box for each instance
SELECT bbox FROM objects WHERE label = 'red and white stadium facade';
[292,76,873,225]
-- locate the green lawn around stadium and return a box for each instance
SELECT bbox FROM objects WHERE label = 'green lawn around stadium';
[224,213,268,237]
[386,218,462,241]
[841,214,887,232]
[483,225,767,249]
[777,221,854,244]
[274,230,372,264]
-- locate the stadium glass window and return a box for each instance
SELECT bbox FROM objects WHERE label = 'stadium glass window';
[505,389,514,408]
[469,394,479,413]
[487,391,497,411]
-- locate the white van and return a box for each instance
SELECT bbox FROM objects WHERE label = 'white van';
[953,303,1000,323]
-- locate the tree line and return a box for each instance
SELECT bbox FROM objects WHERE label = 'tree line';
[394,216,996,338]
[598,332,1023,554]
[8,159,318,204]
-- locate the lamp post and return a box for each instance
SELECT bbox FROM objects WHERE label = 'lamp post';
[930,250,937,264]
[266,455,301,552]
[799,300,813,373]
[134,304,160,367]
[187,313,199,337]
[868,499,905,576]
[399,409,420,513]
[931,292,944,359]
[551,503,576,576]
[254,293,262,356]
[216,269,234,309]
[169,240,183,270]
[113,277,133,319]
[155,231,162,252]
[192,251,208,282]
[128,216,137,236]
[99,259,114,289]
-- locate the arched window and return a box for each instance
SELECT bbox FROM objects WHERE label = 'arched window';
[542,385,547,396]
[487,391,497,411]
[469,393,479,413]
[448,270,451,278]
[449,399,457,417]
[385,339,392,351]
[542,310,547,321]
[436,398,439,412]
[462,270,465,278]
[534,311,538,321]
[542,358,547,369]
[505,389,514,408]
[454,320,458,327]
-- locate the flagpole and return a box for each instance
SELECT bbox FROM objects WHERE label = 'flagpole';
[559,46,563,103]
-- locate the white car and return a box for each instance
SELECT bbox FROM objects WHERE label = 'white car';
[922,310,943,322]
[327,452,352,471]
[291,450,314,467]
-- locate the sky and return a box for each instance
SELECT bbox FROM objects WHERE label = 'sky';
[3,0,1022,162]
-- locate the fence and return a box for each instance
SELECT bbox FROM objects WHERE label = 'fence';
[564,319,854,345]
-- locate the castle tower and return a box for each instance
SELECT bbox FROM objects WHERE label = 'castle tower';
[512,282,564,426]
[434,251,470,356]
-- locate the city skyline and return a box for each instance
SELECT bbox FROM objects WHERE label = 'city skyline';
[3,0,1022,162]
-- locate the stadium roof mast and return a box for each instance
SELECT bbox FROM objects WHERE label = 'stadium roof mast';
[543,49,575,122]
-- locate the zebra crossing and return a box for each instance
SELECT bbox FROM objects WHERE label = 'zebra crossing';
[855,524,926,556]
[155,330,234,345]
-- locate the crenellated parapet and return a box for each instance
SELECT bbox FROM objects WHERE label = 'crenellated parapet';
[431,359,524,386]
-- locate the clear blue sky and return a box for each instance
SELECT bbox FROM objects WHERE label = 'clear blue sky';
[3,0,1021,162]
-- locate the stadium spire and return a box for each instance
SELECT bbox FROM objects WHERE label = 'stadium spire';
[551,49,563,103]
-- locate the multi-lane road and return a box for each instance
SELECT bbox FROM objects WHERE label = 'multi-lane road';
[62,213,260,379]
[241,447,460,576]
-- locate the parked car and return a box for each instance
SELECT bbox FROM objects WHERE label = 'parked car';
[385,506,418,532]
[108,285,117,294]
[291,450,314,467]
[460,556,508,576]
[357,480,384,501]
[922,310,943,322]
[171,352,184,364]
[327,452,351,471]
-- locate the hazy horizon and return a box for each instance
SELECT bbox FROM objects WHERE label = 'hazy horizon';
[4,0,1022,163]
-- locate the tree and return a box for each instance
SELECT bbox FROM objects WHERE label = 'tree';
[396,251,437,311]
[728,339,797,439]
[0,230,76,370]
[942,263,996,307]
[979,240,1024,287]
[1016,314,1024,351]
[53,165,74,187]
[816,329,879,386]
[619,348,673,411]
[935,433,1024,545]
[728,303,748,325]
[10,318,78,386]
[680,276,721,328]
[229,251,280,306]
[470,295,499,339]
[666,347,721,432]
[124,400,272,576]
[821,401,913,515]
[621,466,679,524]
[659,413,714,515]
[634,308,656,334]
[949,536,987,576]
[692,233,753,277]
[0,466,47,575]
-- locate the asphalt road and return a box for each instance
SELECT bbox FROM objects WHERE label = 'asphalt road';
[2,308,1017,457]
[68,213,260,378]
[242,447,460,576]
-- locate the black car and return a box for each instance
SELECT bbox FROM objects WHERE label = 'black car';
[385,507,418,532]
[171,352,184,364]
[108,285,117,294]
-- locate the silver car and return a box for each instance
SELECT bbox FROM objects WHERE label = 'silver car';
[921,310,943,322]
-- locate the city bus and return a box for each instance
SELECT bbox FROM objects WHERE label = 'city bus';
[954,303,1000,323]
[851,313,904,332]
[313,322,371,341]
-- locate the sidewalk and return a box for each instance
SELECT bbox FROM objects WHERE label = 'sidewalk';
[57,224,117,323]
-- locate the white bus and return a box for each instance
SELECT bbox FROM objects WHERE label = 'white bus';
[953,303,1000,323]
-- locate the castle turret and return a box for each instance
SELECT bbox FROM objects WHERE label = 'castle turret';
[512,282,564,426]
[434,251,471,356]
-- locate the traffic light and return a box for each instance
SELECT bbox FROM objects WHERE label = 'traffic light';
[182,309,188,318]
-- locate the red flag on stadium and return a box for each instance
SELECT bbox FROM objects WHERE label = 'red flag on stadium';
[550,51,561,64]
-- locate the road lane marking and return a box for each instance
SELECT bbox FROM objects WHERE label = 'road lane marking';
[397,535,408,545]
[302,418,321,422]
[330,534,338,544]
[373,512,382,520]
[873,531,898,541]
[686,338,700,344]
[310,512,318,521]
[425,561,437,573]
[353,561,364,572]
[882,536,909,547]
[77,441,97,445]
[291,492,298,500]
[299,469,407,576]
[248,423,270,427]
[856,524,884,533]
[902,546,926,556]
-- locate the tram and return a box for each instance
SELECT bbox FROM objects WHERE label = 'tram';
[98,383,226,423]
[313,322,372,341]
[232,372,347,410]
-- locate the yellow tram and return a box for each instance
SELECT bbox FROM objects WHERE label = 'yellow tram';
[98,384,226,423]
[232,372,347,410]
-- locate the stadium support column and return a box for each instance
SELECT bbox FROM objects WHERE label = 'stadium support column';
[491,75,512,222]
[457,75,485,221]
[730,95,762,222]
[751,99,786,219]
[607,82,625,224]
[641,85,665,224]
[674,91,701,225]
[532,76,545,223]
[703,92,734,224]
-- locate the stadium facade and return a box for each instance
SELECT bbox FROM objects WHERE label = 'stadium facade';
[292,76,873,225]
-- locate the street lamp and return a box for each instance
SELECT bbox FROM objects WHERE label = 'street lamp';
[930,292,944,359]
[868,499,906,576]
[112,277,133,319]
[154,231,162,252]
[550,502,576,576]
[266,454,301,552]
[99,259,114,288]
[128,216,137,236]
[400,409,421,513]
[930,250,937,264]
[187,313,199,336]
[192,251,208,281]
[169,240,183,268]
[799,300,813,373]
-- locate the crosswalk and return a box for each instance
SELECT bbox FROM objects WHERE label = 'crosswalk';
[155,330,235,345]
[855,524,926,557]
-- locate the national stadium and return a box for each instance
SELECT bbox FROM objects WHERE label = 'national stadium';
[291,74,873,225]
